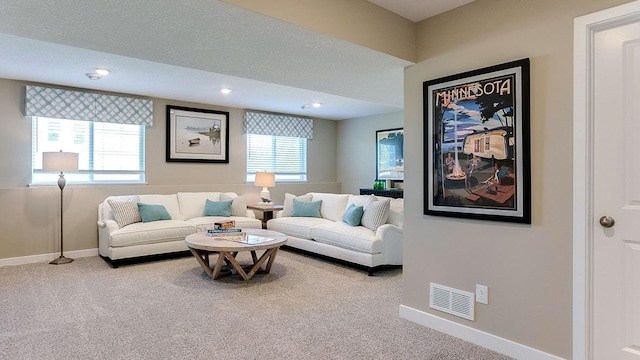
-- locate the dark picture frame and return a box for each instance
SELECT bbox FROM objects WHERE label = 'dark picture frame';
[166,105,229,163]
[423,59,531,223]
[376,128,404,181]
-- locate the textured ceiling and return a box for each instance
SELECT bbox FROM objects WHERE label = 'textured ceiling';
[0,0,467,120]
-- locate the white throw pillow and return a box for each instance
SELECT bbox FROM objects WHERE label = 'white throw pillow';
[107,199,141,228]
[361,198,391,231]
[345,194,377,210]
[282,193,312,217]
[309,193,350,221]
[220,192,248,216]
[386,198,404,228]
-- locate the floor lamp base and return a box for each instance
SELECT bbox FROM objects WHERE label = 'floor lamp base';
[50,255,74,265]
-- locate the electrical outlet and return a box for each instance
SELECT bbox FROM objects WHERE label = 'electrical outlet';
[476,284,489,304]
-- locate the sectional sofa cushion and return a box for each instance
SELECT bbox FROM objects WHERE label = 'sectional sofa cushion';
[138,203,172,222]
[108,199,142,228]
[345,194,376,210]
[267,216,333,240]
[292,199,322,218]
[310,222,383,254]
[386,197,404,228]
[108,220,196,247]
[177,192,221,220]
[282,193,313,217]
[309,193,350,221]
[361,198,391,231]
[204,199,232,216]
[342,204,364,227]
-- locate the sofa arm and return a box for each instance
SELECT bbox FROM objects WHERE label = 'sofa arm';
[375,224,403,265]
[97,219,119,233]
[245,210,257,219]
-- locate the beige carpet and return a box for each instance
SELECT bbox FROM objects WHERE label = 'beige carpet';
[0,250,512,360]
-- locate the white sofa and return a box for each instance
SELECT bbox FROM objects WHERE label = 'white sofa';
[266,192,403,274]
[98,192,262,265]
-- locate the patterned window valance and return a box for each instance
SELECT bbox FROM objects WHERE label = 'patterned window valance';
[25,85,153,126]
[244,111,313,139]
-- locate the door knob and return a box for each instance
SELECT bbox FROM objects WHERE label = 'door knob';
[599,216,615,228]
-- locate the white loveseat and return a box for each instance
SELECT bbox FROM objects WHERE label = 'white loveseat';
[98,192,262,265]
[266,192,403,274]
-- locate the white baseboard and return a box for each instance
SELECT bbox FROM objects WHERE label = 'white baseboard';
[399,305,565,360]
[0,248,99,267]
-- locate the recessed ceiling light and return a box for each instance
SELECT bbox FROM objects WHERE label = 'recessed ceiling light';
[221,88,232,94]
[95,68,110,76]
[312,102,322,108]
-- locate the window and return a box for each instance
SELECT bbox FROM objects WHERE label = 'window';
[32,117,145,184]
[246,134,307,182]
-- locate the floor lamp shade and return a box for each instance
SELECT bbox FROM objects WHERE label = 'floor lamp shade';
[254,171,275,203]
[42,151,78,265]
[43,151,79,173]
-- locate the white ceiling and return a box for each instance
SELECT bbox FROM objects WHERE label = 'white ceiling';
[0,0,471,120]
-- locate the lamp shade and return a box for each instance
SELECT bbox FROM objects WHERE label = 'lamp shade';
[43,151,79,172]
[254,171,275,188]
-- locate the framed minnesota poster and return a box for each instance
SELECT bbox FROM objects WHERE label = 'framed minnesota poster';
[423,58,531,223]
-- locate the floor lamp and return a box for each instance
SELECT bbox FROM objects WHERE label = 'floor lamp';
[43,151,79,265]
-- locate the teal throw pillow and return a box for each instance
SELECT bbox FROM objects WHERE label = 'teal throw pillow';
[342,204,364,227]
[292,199,322,218]
[137,203,172,223]
[204,199,233,217]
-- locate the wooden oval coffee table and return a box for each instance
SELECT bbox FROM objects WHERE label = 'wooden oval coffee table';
[185,229,287,280]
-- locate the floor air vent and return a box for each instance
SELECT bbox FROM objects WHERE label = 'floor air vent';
[430,283,475,321]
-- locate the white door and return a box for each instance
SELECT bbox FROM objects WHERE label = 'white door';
[587,5,640,360]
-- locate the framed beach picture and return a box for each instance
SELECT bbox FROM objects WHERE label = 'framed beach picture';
[376,128,404,181]
[423,59,531,223]
[166,105,229,163]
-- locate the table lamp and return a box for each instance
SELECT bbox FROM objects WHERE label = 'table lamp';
[254,171,275,204]
[43,151,79,265]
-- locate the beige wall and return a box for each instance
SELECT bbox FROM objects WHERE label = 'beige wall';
[221,0,416,62]
[337,111,403,195]
[0,78,339,259]
[402,0,631,358]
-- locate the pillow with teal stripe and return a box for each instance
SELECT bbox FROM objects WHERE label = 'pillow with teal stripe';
[342,204,364,227]
[292,199,322,218]
[137,203,172,223]
[204,199,233,217]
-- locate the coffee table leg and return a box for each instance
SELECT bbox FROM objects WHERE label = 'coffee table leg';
[222,252,250,280]
[264,248,279,273]
[212,252,227,280]
[246,247,279,279]
[190,246,283,281]
[189,248,214,279]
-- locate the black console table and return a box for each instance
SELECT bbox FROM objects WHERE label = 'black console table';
[360,188,404,199]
